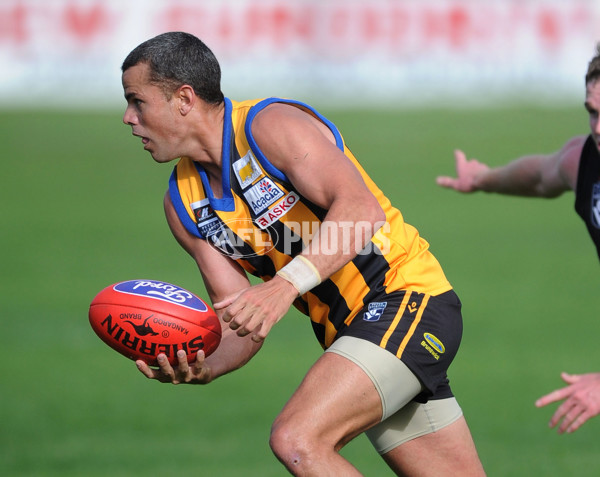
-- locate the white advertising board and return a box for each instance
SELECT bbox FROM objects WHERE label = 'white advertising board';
[0,0,598,109]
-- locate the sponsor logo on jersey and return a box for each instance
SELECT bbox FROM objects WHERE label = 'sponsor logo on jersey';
[191,198,221,237]
[363,301,387,322]
[233,151,262,188]
[421,332,445,360]
[591,183,600,228]
[255,192,299,229]
[244,178,284,214]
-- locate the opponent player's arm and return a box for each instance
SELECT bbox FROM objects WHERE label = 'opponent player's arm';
[436,135,586,197]
[536,371,600,433]
[135,193,263,384]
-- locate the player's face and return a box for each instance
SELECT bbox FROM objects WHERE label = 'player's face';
[122,63,183,163]
[585,80,600,151]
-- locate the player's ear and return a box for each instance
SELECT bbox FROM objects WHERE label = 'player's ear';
[176,85,196,115]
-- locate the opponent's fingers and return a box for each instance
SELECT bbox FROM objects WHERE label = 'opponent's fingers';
[565,409,592,433]
[557,406,583,434]
[435,175,457,188]
[535,386,571,407]
[548,397,577,428]
[454,149,467,167]
[560,372,581,384]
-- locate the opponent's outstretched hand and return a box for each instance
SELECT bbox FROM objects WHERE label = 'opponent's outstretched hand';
[136,349,212,385]
[535,372,600,433]
[436,149,490,193]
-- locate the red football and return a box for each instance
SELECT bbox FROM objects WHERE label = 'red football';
[89,279,221,365]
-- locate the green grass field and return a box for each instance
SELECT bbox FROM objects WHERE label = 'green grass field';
[2,104,599,476]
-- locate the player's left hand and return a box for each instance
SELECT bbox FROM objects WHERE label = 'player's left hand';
[214,277,298,342]
[535,371,600,433]
[136,349,212,385]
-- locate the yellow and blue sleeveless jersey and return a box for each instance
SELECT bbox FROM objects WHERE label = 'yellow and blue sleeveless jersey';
[169,97,452,348]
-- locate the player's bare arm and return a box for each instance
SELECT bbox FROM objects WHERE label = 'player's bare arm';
[214,104,386,341]
[252,103,386,275]
[134,194,264,384]
[437,136,586,197]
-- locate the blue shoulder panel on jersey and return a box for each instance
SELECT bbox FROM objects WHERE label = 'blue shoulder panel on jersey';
[195,97,235,212]
[244,98,345,183]
[168,168,204,239]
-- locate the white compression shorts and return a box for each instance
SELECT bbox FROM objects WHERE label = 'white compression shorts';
[325,335,463,454]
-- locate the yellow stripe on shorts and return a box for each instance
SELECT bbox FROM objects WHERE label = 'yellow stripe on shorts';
[379,291,412,349]
[396,294,430,359]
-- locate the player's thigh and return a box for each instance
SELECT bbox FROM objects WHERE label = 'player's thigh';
[272,350,383,449]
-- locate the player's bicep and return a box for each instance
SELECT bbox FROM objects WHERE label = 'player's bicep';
[250,105,373,209]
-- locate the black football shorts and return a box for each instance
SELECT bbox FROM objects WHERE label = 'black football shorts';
[334,289,463,401]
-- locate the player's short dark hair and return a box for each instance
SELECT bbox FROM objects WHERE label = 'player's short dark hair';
[585,43,600,85]
[122,31,224,105]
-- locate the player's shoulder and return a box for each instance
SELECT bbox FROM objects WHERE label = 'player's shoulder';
[253,101,309,126]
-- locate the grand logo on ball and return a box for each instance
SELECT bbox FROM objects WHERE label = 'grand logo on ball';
[89,280,221,365]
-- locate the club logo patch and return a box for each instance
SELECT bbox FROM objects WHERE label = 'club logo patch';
[244,178,284,214]
[233,151,262,189]
[591,183,600,229]
[364,302,387,322]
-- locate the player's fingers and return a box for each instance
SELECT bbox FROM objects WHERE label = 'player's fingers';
[136,360,156,379]
[252,319,273,342]
[156,353,178,382]
[222,300,248,326]
[192,350,205,372]
[235,319,254,336]
[213,290,244,312]
[176,349,190,373]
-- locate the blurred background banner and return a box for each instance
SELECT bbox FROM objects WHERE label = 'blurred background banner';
[1,0,598,109]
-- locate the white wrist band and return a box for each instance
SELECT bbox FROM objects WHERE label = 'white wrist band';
[276,255,322,296]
